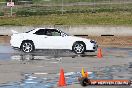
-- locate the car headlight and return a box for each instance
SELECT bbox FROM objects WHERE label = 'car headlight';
[90,40,96,43]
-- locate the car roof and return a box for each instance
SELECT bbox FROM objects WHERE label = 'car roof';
[28,28,59,34]
[36,28,57,30]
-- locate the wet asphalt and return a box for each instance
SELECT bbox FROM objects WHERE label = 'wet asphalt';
[0,44,132,88]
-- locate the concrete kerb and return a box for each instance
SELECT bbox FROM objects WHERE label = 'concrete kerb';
[0,25,132,36]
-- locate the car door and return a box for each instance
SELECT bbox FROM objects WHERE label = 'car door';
[33,29,70,49]
[44,29,68,49]
[32,29,50,49]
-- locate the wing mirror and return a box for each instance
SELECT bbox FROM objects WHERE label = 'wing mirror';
[61,33,66,37]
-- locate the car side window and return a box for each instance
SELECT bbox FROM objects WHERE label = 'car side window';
[52,31,61,36]
[34,29,45,35]
[45,30,52,36]
[45,29,61,36]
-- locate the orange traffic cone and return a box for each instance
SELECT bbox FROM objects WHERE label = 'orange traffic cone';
[58,68,66,86]
[97,48,102,58]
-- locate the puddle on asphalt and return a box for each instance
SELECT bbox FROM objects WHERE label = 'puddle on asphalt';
[0,44,132,60]
[0,45,131,57]
[0,44,97,60]
[0,63,132,88]
[1,44,132,60]
[103,47,132,58]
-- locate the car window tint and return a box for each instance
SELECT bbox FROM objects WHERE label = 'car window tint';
[34,29,45,35]
[45,29,61,36]
[51,31,61,36]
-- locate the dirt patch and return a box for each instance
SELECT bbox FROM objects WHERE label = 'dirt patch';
[0,36,132,47]
[88,36,132,47]
[0,36,11,44]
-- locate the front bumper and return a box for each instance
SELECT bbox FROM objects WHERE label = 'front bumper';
[93,44,98,50]
[86,42,98,52]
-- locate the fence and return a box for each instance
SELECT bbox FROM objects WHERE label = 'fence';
[0,0,132,16]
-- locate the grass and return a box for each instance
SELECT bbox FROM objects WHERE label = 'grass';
[32,0,105,4]
[14,3,132,17]
[32,0,132,4]
[1,12,132,26]
[0,0,132,26]
[0,0,5,2]
[0,0,107,3]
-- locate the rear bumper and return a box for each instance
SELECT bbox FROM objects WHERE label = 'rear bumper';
[10,35,22,48]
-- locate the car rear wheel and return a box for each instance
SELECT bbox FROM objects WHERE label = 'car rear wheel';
[21,41,34,53]
[72,42,85,54]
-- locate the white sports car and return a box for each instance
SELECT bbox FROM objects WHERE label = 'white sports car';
[10,28,98,54]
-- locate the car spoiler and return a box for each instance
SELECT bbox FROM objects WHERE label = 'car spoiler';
[11,30,18,34]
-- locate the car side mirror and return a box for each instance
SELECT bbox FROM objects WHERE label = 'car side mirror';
[61,33,65,37]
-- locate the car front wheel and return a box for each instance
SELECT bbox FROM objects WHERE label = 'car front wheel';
[21,41,34,53]
[72,42,85,54]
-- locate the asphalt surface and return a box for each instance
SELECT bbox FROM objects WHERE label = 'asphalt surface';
[0,44,132,88]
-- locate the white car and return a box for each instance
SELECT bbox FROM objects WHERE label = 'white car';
[10,28,98,54]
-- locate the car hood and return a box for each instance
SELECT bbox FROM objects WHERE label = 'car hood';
[68,36,91,42]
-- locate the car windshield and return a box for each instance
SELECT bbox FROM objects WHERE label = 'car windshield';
[25,29,35,33]
[58,30,69,36]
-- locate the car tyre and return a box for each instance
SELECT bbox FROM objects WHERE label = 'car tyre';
[21,41,35,53]
[72,42,85,54]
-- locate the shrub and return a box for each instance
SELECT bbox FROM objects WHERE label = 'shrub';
[0,12,4,16]
[16,9,62,16]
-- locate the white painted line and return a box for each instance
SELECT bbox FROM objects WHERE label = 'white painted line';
[34,73,48,75]
[25,82,37,84]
